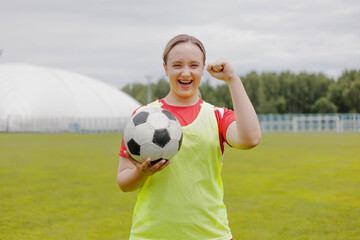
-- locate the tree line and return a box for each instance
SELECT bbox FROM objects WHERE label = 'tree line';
[122,69,360,114]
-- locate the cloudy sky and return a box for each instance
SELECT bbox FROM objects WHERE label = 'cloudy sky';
[1,0,359,88]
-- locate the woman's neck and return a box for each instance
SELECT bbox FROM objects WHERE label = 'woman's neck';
[163,91,200,107]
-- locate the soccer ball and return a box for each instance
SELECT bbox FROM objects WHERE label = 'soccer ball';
[124,107,183,165]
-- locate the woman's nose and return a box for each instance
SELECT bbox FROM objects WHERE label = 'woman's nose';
[181,67,191,78]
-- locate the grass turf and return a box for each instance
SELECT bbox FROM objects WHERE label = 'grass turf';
[0,133,359,239]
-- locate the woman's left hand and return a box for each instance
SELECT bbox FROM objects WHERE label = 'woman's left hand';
[206,58,238,83]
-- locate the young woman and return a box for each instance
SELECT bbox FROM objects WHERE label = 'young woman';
[117,34,261,240]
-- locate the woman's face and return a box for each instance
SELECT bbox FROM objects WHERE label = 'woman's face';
[164,42,204,99]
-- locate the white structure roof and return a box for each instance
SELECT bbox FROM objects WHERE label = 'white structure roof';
[0,63,140,118]
[0,63,141,132]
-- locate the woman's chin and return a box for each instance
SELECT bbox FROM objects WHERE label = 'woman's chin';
[175,89,199,99]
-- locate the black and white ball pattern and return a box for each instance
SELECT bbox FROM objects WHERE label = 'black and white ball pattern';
[124,107,183,164]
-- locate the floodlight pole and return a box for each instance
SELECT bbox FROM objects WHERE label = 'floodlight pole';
[146,75,152,104]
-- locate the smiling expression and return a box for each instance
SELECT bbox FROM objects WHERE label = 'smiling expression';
[164,42,205,100]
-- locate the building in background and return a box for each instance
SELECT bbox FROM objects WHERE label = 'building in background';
[0,63,140,133]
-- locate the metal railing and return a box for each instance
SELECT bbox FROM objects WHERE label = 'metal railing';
[258,114,360,133]
[0,116,129,133]
[1,114,359,133]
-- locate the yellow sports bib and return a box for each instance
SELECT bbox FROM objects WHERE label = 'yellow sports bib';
[129,101,232,240]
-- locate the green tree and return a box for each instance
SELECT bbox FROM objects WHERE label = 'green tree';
[121,69,359,114]
[329,70,360,113]
[153,78,170,100]
[275,96,287,113]
[261,72,279,101]
[242,72,264,113]
[344,80,360,112]
[278,71,295,113]
[311,97,337,113]
[122,83,147,105]
[215,84,233,109]
[199,79,217,105]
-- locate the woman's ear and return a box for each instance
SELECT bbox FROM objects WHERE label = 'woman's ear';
[163,62,168,76]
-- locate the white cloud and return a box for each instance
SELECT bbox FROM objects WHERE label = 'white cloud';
[0,0,359,88]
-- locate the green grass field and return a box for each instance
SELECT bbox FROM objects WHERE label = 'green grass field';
[0,133,359,240]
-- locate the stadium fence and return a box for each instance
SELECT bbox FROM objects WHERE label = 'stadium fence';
[0,114,359,133]
[258,113,360,133]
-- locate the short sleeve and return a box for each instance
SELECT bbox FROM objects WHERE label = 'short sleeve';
[214,107,235,149]
[119,138,127,157]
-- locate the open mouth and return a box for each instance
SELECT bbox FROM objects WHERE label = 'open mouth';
[178,80,193,88]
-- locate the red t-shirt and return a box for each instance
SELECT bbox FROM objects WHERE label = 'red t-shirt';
[119,99,235,157]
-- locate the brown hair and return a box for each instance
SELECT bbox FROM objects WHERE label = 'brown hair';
[162,34,206,66]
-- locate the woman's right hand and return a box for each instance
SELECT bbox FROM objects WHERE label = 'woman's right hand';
[124,151,171,176]
[117,151,171,192]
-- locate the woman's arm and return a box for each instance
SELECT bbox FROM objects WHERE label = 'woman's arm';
[117,151,170,192]
[207,58,262,149]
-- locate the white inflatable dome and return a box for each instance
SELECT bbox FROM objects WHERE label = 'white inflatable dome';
[0,63,141,132]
